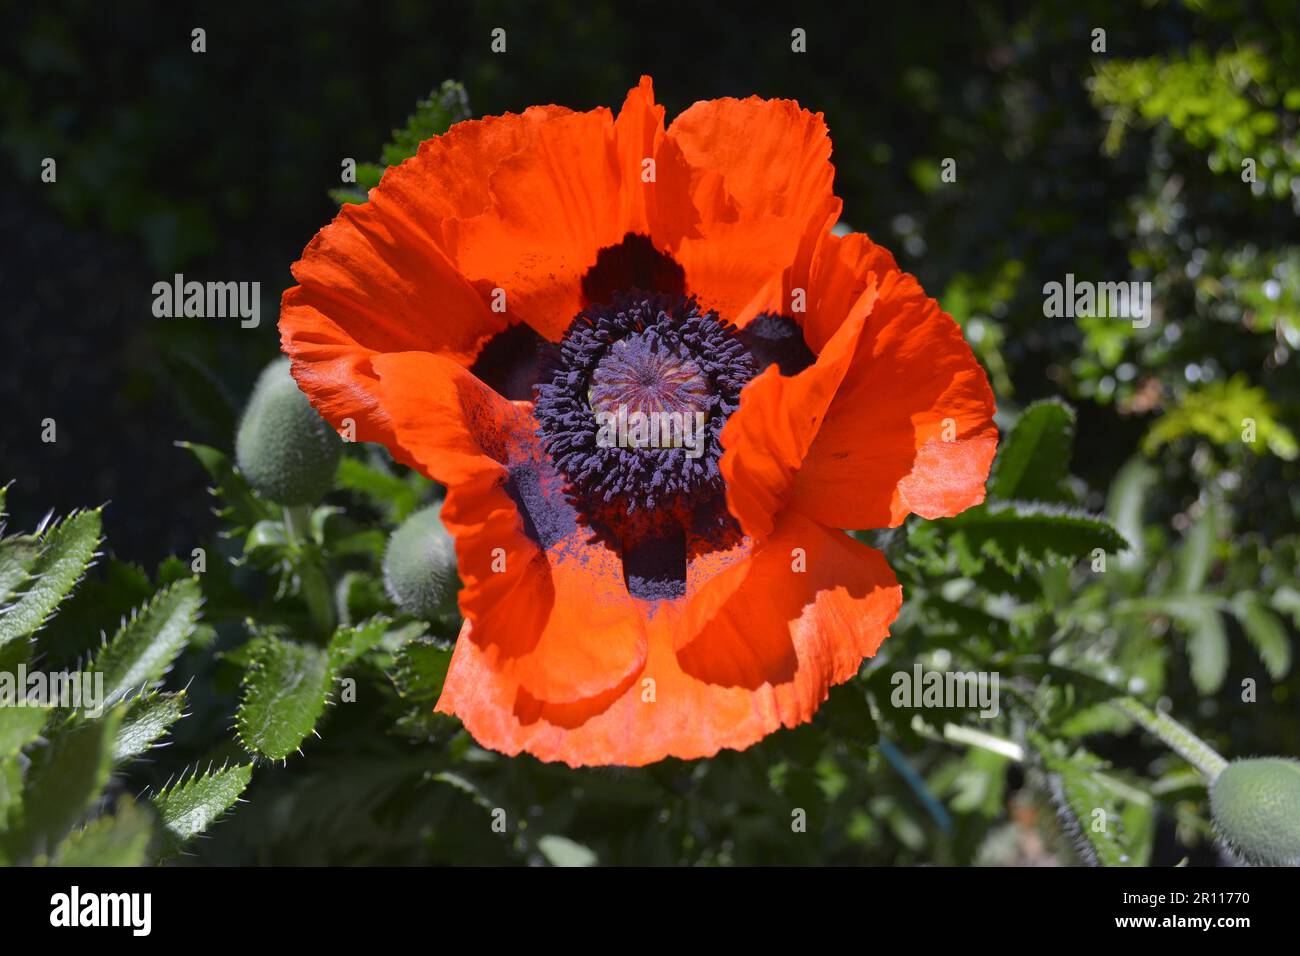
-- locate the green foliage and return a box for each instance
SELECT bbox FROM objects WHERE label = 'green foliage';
[1034,735,1154,866]
[939,262,1021,398]
[92,578,202,707]
[0,493,235,865]
[152,764,253,859]
[381,81,472,167]
[336,454,430,523]
[0,707,48,757]
[989,399,1076,502]
[1142,375,1297,460]
[1233,593,1292,678]
[940,501,1127,573]
[3,713,121,863]
[391,639,453,705]
[1094,45,1300,200]
[52,800,155,868]
[178,440,276,533]
[114,691,187,763]
[0,509,100,650]
[236,636,332,761]
[329,80,471,204]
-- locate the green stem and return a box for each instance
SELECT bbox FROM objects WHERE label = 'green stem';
[298,559,336,638]
[282,506,335,638]
[1113,696,1228,781]
[282,505,311,545]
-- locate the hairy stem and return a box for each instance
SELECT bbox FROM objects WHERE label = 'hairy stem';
[1113,696,1228,781]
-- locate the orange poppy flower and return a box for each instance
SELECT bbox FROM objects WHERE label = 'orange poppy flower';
[279,77,997,767]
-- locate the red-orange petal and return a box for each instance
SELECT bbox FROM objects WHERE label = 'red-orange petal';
[613,76,667,237]
[279,106,572,447]
[436,510,901,767]
[451,109,627,340]
[712,234,883,541]
[658,95,842,327]
[792,268,998,528]
[370,350,647,705]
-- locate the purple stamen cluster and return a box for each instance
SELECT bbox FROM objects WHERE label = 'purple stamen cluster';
[534,292,755,538]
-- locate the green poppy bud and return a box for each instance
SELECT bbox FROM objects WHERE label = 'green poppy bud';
[383,503,460,622]
[1210,757,1300,866]
[235,358,342,505]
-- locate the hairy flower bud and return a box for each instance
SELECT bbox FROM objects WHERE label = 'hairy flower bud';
[1210,757,1300,866]
[383,503,460,622]
[235,358,342,505]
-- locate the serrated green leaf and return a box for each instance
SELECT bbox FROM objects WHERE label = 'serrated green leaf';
[0,534,41,607]
[0,706,50,757]
[177,440,275,531]
[114,691,187,762]
[237,638,331,760]
[35,558,155,665]
[990,399,1075,502]
[92,578,202,708]
[392,638,452,704]
[1032,736,1153,866]
[0,510,101,649]
[1232,593,1291,679]
[152,763,252,857]
[52,799,154,867]
[944,501,1128,572]
[380,81,471,167]
[2,709,121,862]
[329,615,392,669]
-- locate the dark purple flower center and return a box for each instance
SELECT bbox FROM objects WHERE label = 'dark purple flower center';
[485,234,816,601]
[534,293,753,559]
